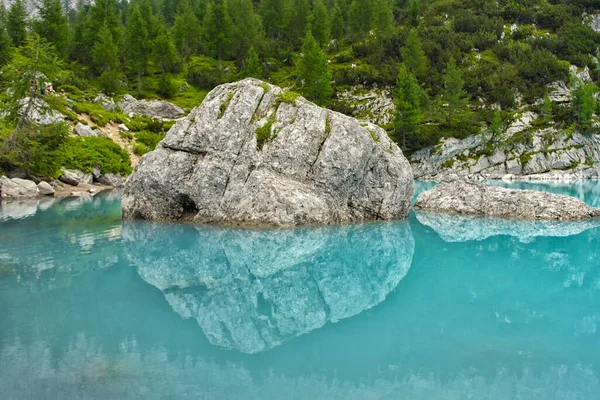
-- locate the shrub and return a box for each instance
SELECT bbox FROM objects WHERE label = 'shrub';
[133,143,149,156]
[135,130,164,151]
[61,136,132,175]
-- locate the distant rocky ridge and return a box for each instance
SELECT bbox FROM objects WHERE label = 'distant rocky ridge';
[124,220,414,353]
[414,179,600,220]
[123,78,414,226]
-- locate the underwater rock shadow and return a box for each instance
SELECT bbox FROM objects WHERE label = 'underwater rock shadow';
[123,221,415,353]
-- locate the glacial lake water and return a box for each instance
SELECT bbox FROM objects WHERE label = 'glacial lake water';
[1,181,600,399]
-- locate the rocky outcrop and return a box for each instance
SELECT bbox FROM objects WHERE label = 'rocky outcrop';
[117,94,186,119]
[93,93,117,112]
[414,179,600,220]
[97,172,123,188]
[74,122,107,138]
[123,78,414,226]
[124,219,414,353]
[415,211,600,243]
[0,176,39,198]
[19,97,65,125]
[59,168,93,186]
[411,121,600,180]
[335,86,395,126]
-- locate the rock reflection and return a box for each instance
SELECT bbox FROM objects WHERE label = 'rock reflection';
[415,211,600,243]
[124,221,414,353]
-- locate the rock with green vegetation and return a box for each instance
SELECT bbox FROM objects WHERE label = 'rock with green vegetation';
[58,168,92,186]
[93,93,116,112]
[74,122,106,139]
[123,78,414,226]
[335,86,395,126]
[414,179,600,220]
[117,94,185,120]
[0,176,39,198]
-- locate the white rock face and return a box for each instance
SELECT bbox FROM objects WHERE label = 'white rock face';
[414,179,600,220]
[117,94,186,119]
[124,219,414,353]
[19,97,65,125]
[37,181,55,196]
[336,86,395,126]
[0,176,39,198]
[123,78,414,226]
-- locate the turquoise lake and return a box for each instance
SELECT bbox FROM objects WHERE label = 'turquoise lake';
[1,181,600,399]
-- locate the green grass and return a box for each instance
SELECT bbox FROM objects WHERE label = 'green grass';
[255,111,277,151]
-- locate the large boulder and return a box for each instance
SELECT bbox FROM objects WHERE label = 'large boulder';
[37,181,55,196]
[93,93,117,112]
[59,168,93,186]
[74,122,107,138]
[0,176,39,198]
[117,94,186,119]
[122,78,414,226]
[98,172,124,188]
[19,97,65,125]
[414,179,600,220]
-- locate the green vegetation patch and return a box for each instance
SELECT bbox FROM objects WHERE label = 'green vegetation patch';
[255,111,278,151]
[277,91,301,106]
[219,93,234,119]
[61,136,132,175]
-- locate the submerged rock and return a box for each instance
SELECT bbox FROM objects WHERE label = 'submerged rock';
[122,78,414,226]
[414,179,600,220]
[124,220,414,353]
[0,176,39,198]
[117,94,185,119]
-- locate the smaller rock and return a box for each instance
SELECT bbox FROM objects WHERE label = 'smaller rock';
[92,166,102,181]
[117,94,186,119]
[118,124,129,132]
[59,168,92,186]
[37,181,55,196]
[93,93,117,112]
[0,176,40,198]
[74,122,106,138]
[98,173,124,188]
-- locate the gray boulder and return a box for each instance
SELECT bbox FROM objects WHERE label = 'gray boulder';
[19,97,65,125]
[0,176,39,198]
[122,78,414,226]
[37,181,55,196]
[98,172,124,188]
[74,122,107,138]
[414,179,600,220]
[117,94,185,119]
[93,93,116,112]
[59,168,93,186]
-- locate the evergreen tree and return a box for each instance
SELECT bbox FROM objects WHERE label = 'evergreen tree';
[173,0,202,58]
[286,0,311,47]
[36,0,70,59]
[395,63,422,149]
[7,0,27,47]
[400,29,427,78]
[125,4,151,95]
[571,78,598,131]
[372,0,394,42]
[203,0,233,67]
[260,0,288,40]
[330,4,346,42]
[348,0,373,41]
[0,24,14,68]
[243,46,262,78]
[229,0,264,63]
[409,0,419,27]
[489,110,502,138]
[541,93,554,124]
[79,0,123,66]
[92,25,121,93]
[310,1,331,48]
[138,0,161,41]
[443,58,468,125]
[297,32,332,105]
[153,29,180,73]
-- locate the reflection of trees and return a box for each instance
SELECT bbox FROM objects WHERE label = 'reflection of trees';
[124,221,415,353]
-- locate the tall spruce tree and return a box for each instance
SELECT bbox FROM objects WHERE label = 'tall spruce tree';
[125,4,151,95]
[0,18,14,68]
[310,1,331,48]
[401,29,427,78]
[395,63,422,149]
[243,46,262,78]
[286,0,311,47]
[571,77,598,131]
[173,0,202,58]
[260,0,288,40]
[443,58,468,126]
[330,4,345,41]
[229,0,264,63]
[36,0,70,59]
[372,0,394,41]
[348,0,373,41]
[7,0,27,47]
[153,29,180,73]
[203,0,233,69]
[93,24,121,93]
[297,32,332,105]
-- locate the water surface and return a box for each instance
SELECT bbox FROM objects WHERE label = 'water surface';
[1,181,600,399]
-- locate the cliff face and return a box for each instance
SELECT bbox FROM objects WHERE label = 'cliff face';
[122,78,413,226]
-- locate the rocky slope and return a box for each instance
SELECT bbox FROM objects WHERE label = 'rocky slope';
[122,78,414,226]
[414,179,600,220]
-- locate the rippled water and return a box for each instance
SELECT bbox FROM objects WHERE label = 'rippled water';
[1,181,600,399]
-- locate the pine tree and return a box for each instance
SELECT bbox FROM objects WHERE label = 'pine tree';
[7,0,27,47]
[92,25,121,93]
[310,1,331,48]
[395,64,422,149]
[79,0,123,66]
[330,4,345,42]
[443,58,468,126]
[541,93,554,124]
[489,110,502,138]
[126,4,151,95]
[260,0,288,40]
[400,29,427,78]
[0,24,14,68]
[173,0,202,58]
[243,46,262,78]
[153,29,180,73]
[285,0,311,47]
[138,0,160,41]
[372,0,394,42]
[203,0,233,68]
[36,0,70,59]
[229,0,264,63]
[297,32,333,105]
[571,78,598,131]
[348,0,373,41]
[409,0,419,27]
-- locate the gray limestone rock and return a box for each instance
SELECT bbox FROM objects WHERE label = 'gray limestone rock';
[0,176,39,198]
[74,122,107,138]
[117,94,186,119]
[414,179,600,220]
[123,78,414,226]
[123,219,414,353]
[93,93,117,112]
[37,181,55,196]
[98,172,124,188]
[19,97,65,125]
[59,168,92,186]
